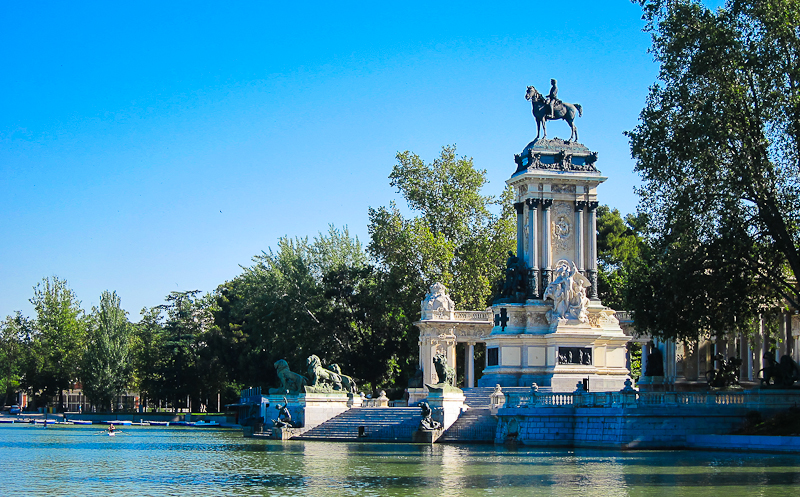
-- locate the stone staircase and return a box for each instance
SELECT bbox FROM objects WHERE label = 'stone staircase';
[289,386,549,443]
[439,407,496,442]
[293,407,421,442]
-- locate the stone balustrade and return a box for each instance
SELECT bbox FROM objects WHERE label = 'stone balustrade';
[503,389,800,410]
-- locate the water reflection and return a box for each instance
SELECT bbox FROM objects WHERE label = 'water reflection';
[2,425,800,496]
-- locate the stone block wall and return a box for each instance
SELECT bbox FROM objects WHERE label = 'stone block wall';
[497,406,781,448]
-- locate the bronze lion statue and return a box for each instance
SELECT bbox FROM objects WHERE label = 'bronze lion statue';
[274,359,309,393]
[307,354,343,391]
[433,352,456,386]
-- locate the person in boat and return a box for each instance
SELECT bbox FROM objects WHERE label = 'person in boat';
[108,424,115,433]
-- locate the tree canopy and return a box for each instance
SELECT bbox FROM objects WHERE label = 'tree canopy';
[626,0,800,340]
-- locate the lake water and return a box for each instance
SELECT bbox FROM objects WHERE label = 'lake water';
[2,424,800,496]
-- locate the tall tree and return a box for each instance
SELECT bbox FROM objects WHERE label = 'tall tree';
[24,277,87,410]
[155,290,207,411]
[596,205,646,310]
[0,312,30,408]
[81,291,133,412]
[368,145,515,310]
[626,0,800,339]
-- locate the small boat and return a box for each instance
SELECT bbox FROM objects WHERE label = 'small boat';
[147,421,169,426]
[0,419,14,424]
[33,419,56,425]
[192,420,220,427]
[102,420,132,425]
[72,420,93,425]
[170,421,192,426]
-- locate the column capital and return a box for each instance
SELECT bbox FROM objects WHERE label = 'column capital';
[587,201,599,212]
[575,200,587,212]
[514,202,525,214]
[526,198,541,209]
[542,198,553,210]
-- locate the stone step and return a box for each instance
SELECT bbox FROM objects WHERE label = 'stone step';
[440,407,497,442]
[295,407,421,442]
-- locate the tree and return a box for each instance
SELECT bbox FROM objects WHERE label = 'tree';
[0,312,30,408]
[81,291,133,412]
[155,290,207,411]
[368,145,515,310]
[208,226,400,391]
[626,0,800,340]
[596,205,646,310]
[24,277,87,410]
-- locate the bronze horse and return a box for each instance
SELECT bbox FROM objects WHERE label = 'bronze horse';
[525,86,583,142]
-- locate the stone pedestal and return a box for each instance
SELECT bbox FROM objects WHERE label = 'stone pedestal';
[425,389,466,431]
[269,426,302,440]
[637,375,666,392]
[479,301,630,392]
[412,428,444,444]
[406,388,427,407]
[268,392,360,430]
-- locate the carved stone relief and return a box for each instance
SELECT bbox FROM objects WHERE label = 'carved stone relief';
[551,184,576,194]
[551,201,573,252]
[519,184,528,196]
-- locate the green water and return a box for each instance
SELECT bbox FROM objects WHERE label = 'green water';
[2,424,800,496]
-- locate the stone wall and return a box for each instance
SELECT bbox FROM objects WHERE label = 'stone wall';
[496,405,785,449]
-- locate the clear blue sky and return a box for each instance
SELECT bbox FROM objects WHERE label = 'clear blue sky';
[0,1,710,320]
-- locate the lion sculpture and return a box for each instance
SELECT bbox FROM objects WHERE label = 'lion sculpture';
[329,364,358,393]
[307,354,343,391]
[433,352,456,386]
[274,359,309,394]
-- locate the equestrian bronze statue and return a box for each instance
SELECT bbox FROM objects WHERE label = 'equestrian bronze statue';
[525,83,583,142]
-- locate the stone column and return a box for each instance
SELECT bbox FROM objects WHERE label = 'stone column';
[515,202,525,262]
[527,199,540,298]
[742,334,753,381]
[587,201,599,299]
[541,199,553,289]
[575,201,586,272]
[466,342,475,389]
[753,318,763,382]
[640,342,649,377]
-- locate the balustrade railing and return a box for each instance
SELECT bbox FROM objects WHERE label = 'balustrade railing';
[500,388,800,410]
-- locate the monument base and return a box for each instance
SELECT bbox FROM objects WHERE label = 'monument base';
[478,301,630,392]
[269,426,303,440]
[412,429,444,444]
[268,392,361,429]
[425,389,466,431]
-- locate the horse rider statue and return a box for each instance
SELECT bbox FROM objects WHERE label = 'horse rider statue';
[546,79,559,119]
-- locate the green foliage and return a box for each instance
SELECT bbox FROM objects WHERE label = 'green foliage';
[208,226,410,392]
[81,291,133,411]
[0,313,29,407]
[596,205,645,310]
[23,277,87,408]
[368,145,515,310]
[626,0,800,339]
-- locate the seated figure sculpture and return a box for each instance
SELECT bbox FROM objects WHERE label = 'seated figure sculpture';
[543,259,590,324]
[272,396,301,428]
[418,401,442,431]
